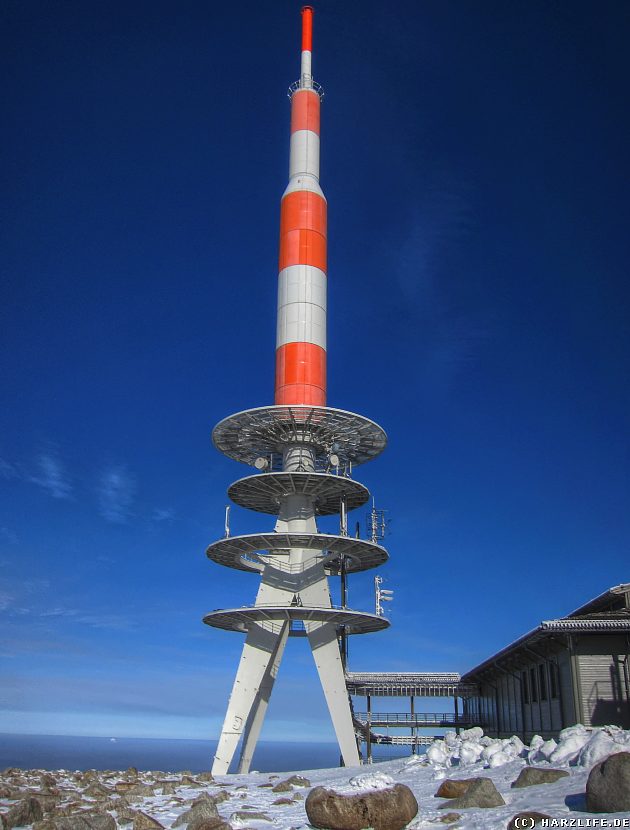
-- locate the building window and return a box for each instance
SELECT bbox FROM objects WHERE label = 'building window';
[549,662,559,699]
[530,666,538,702]
[539,664,548,701]
[522,670,529,704]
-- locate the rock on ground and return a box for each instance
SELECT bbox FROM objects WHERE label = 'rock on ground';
[271,781,292,793]
[34,813,117,830]
[511,768,569,788]
[284,775,310,787]
[586,751,630,813]
[191,821,231,830]
[132,812,165,830]
[438,777,505,810]
[1,796,44,829]
[229,811,272,822]
[208,792,229,805]
[172,799,219,829]
[305,783,418,830]
[434,779,475,799]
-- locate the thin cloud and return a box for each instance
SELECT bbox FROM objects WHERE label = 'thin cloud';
[97,465,136,523]
[151,507,175,525]
[0,591,14,612]
[76,613,134,631]
[38,607,79,619]
[0,458,17,480]
[29,453,72,500]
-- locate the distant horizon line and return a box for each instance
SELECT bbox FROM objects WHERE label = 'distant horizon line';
[0,732,338,745]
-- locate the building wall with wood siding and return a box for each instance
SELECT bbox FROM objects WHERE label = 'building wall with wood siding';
[465,634,629,739]
[462,585,630,739]
[575,635,630,728]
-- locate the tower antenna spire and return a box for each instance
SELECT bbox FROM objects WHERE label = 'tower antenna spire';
[301,6,314,88]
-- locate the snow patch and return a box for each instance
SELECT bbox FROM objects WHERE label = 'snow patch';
[421,723,630,772]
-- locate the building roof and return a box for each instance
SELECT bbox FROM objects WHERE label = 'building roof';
[461,583,630,681]
[567,583,630,618]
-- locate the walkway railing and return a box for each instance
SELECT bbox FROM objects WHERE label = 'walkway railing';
[354,712,479,726]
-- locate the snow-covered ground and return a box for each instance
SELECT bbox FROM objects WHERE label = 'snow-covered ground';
[2,725,630,829]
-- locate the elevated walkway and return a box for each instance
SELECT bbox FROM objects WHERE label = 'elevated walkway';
[346,671,478,698]
[346,672,481,761]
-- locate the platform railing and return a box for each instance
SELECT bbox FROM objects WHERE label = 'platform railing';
[354,712,478,726]
[240,551,342,575]
[370,735,436,746]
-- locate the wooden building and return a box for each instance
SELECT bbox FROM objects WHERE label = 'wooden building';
[461,583,630,740]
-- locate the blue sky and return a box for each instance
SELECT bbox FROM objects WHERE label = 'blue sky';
[1,0,629,743]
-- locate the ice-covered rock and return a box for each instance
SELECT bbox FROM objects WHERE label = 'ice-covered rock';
[508,735,526,757]
[539,739,558,761]
[459,741,483,766]
[460,726,484,742]
[487,749,511,768]
[426,741,451,767]
[444,731,459,748]
[578,731,620,768]
[527,735,544,764]
[549,730,591,765]
[480,741,503,763]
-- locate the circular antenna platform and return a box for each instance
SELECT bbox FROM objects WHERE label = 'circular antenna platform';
[206,532,388,574]
[203,605,389,636]
[228,472,369,515]
[212,406,387,469]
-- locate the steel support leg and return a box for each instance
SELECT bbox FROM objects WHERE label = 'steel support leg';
[212,623,286,775]
[236,620,289,773]
[307,621,360,767]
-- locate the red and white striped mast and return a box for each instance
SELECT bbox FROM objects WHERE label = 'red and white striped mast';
[276,6,327,407]
[205,8,389,775]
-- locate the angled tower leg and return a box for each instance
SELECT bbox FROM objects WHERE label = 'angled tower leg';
[212,622,286,776]
[308,621,360,767]
[237,620,289,773]
[300,569,360,767]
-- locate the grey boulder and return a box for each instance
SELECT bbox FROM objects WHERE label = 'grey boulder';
[34,813,117,830]
[132,812,165,830]
[172,800,219,829]
[511,768,569,789]
[305,783,418,830]
[434,779,475,799]
[586,751,630,813]
[438,777,505,810]
[1,797,44,829]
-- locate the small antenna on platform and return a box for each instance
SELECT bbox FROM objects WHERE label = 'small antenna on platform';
[224,505,231,538]
[366,498,388,544]
[374,575,393,616]
[340,497,348,537]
